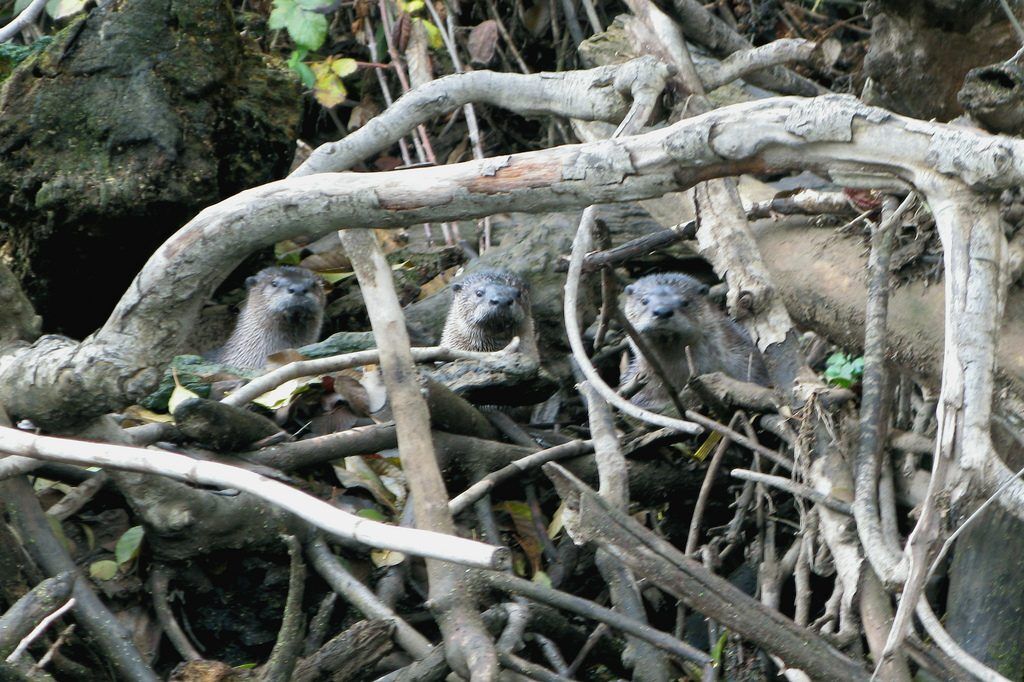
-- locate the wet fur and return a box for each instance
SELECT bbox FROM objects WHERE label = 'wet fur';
[441,269,534,352]
[212,266,325,369]
[622,272,768,409]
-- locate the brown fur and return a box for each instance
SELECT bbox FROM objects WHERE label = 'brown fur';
[212,266,325,369]
[440,269,536,354]
[622,272,768,409]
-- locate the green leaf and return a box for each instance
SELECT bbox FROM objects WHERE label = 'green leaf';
[355,508,388,522]
[711,631,728,664]
[532,571,552,588]
[311,59,347,108]
[691,430,722,462]
[115,526,145,566]
[270,0,328,50]
[167,380,200,415]
[399,0,424,12]
[296,0,334,8]
[89,560,118,581]
[269,0,299,30]
[295,60,316,89]
[415,18,443,49]
[13,0,32,13]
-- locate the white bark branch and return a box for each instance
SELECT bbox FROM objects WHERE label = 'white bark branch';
[0,0,47,43]
[0,425,508,569]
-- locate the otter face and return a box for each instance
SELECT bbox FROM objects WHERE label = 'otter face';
[624,275,707,345]
[455,281,526,330]
[451,270,528,332]
[251,266,325,322]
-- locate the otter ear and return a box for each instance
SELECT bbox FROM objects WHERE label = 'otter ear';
[245,275,259,289]
[625,284,635,295]
[698,284,710,295]
[452,283,463,293]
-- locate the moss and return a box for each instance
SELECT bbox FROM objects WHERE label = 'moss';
[0,0,302,335]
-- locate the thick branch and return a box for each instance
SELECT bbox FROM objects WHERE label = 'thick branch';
[6,95,1024,427]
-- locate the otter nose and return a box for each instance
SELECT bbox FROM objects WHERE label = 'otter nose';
[288,283,309,295]
[652,307,674,320]
[490,296,514,307]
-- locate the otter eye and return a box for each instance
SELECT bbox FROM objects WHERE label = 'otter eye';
[641,298,649,306]
[679,300,690,309]
[475,289,484,297]
[270,279,281,288]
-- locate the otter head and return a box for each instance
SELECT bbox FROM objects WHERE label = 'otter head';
[452,270,528,332]
[247,266,325,328]
[624,273,708,346]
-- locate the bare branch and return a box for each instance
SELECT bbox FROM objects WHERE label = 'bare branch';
[0,425,508,568]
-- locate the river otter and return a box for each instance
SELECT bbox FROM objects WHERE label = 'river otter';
[212,266,325,369]
[622,272,768,409]
[440,269,536,355]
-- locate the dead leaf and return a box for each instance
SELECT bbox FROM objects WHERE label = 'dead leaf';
[331,375,372,416]
[300,250,353,272]
[418,265,460,299]
[495,501,544,574]
[309,406,360,436]
[348,97,381,131]
[468,20,499,66]
[405,18,434,90]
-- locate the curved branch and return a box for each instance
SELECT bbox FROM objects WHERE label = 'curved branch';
[0,0,47,43]
[5,95,1024,431]
[292,57,670,176]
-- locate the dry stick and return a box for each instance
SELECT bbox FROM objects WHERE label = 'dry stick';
[148,567,202,662]
[579,0,602,34]
[854,194,917,590]
[0,476,159,681]
[591,220,615,350]
[424,0,493,249]
[915,598,1011,682]
[0,425,505,568]
[0,0,47,42]
[261,535,307,682]
[685,413,741,555]
[667,0,825,96]
[291,58,660,176]
[44,470,108,521]
[498,651,574,682]
[307,537,433,660]
[338,228,496,678]
[732,468,852,515]
[5,598,76,664]
[998,0,1024,47]
[582,381,673,681]
[682,411,792,470]
[222,342,519,407]
[477,570,713,667]
[362,15,430,241]
[362,17,414,168]
[566,623,608,677]
[448,439,593,516]
[573,189,857,274]
[546,465,869,681]
[700,38,838,92]
[375,0,454,243]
